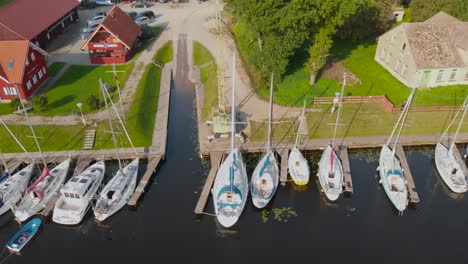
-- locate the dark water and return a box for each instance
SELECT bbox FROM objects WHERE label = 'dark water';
[1,35,468,264]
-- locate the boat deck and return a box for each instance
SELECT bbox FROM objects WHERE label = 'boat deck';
[452,146,468,176]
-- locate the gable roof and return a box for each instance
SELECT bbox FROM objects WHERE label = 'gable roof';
[0,40,30,84]
[0,23,24,41]
[81,6,140,50]
[401,12,468,69]
[0,0,79,40]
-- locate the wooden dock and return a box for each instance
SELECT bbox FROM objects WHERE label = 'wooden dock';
[127,155,163,206]
[452,146,468,176]
[72,157,93,176]
[6,160,23,174]
[41,192,60,217]
[395,144,420,204]
[279,148,289,183]
[338,146,353,194]
[194,152,223,214]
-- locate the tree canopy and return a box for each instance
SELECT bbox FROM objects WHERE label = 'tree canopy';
[409,0,468,22]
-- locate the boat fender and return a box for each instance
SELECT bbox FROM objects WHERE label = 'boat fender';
[376,166,380,171]
[379,179,382,184]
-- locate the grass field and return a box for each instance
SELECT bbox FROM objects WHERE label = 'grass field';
[250,103,468,142]
[0,103,11,115]
[233,22,468,107]
[193,41,218,120]
[95,41,174,149]
[0,0,12,7]
[35,64,133,115]
[47,62,66,77]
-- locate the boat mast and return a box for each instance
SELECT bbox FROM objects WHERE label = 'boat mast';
[439,96,468,144]
[230,52,236,151]
[386,87,415,147]
[294,99,306,148]
[392,87,416,156]
[0,119,34,163]
[267,73,274,153]
[100,79,122,171]
[18,95,46,166]
[102,84,137,155]
[450,96,468,149]
[332,73,346,148]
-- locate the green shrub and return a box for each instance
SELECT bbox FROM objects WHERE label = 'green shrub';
[87,95,100,111]
[9,97,20,110]
[31,95,48,111]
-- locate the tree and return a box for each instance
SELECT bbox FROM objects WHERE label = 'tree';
[306,27,334,85]
[87,95,100,111]
[31,95,48,111]
[410,0,468,22]
[9,97,20,110]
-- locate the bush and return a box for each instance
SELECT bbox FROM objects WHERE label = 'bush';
[87,95,100,111]
[9,97,20,110]
[140,25,156,40]
[106,83,117,93]
[31,95,48,111]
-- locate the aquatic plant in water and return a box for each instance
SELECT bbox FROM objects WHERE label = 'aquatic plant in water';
[261,207,298,223]
[261,210,269,223]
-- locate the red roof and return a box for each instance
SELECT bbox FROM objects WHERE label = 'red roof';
[81,6,141,50]
[0,40,30,84]
[0,0,79,40]
[0,23,24,41]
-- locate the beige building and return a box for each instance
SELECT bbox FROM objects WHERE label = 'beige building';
[375,12,468,88]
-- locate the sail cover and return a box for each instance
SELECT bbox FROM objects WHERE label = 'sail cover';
[26,166,49,194]
[0,171,9,183]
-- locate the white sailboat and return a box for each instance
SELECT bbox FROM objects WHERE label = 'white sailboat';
[378,87,416,213]
[288,100,310,186]
[53,161,105,225]
[212,53,249,228]
[250,74,279,208]
[0,151,9,183]
[317,73,346,201]
[0,120,35,216]
[14,100,70,222]
[94,79,139,222]
[434,96,468,193]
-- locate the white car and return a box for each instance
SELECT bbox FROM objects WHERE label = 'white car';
[135,16,150,25]
[87,15,105,26]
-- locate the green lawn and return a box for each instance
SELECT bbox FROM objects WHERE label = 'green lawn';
[35,64,133,115]
[0,103,11,115]
[233,22,468,107]
[193,41,218,120]
[250,103,468,141]
[95,41,173,148]
[47,62,66,77]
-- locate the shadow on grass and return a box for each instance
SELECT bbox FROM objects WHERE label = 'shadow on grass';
[46,65,97,92]
[330,37,376,61]
[48,95,77,110]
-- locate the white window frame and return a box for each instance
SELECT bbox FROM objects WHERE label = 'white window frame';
[42,67,46,75]
[38,70,43,79]
[25,56,29,66]
[30,52,35,61]
[401,64,407,77]
[386,52,392,64]
[449,69,457,81]
[395,60,401,72]
[437,70,444,81]
[26,81,32,90]
[32,75,37,84]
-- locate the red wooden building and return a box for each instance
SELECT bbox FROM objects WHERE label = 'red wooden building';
[81,6,141,64]
[0,40,49,101]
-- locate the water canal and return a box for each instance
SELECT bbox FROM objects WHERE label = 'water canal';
[0,35,468,263]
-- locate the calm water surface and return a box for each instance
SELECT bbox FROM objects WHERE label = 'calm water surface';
[1,35,468,263]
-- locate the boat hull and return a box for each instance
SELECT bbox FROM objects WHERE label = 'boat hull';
[434,143,468,193]
[317,145,343,201]
[0,163,34,216]
[378,146,408,212]
[6,218,41,253]
[288,147,310,186]
[251,151,279,208]
[212,149,248,228]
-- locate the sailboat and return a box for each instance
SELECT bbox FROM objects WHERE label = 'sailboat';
[317,73,346,201]
[250,74,279,208]
[434,96,468,193]
[288,100,310,186]
[14,100,70,222]
[0,120,35,216]
[0,151,9,183]
[211,53,249,228]
[378,87,416,213]
[94,79,139,222]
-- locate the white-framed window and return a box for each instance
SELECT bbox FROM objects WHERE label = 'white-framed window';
[38,70,43,79]
[32,75,37,84]
[61,22,65,28]
[25,56,29,66]
[386,52,392,63]
[46,33,50,40]
[30,52,35,61]
[449,69,457,81]
[42,67,46,75]
[401,64,407,77]
[26,81,32,90]
[437,70,444,81]
[395,60,401,72]
[381,48,386,59]
[3,87,17,95]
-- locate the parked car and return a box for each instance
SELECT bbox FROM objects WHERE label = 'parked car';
[131,1,149,8]
[79,0,97,9]
[135,16,150,25]
[136,10,155,19]
[158,0,168,3]
[125,11,137,20]
[80,27,95,39]
[96,0,115,5]
[81,23,99,32]
[87,15,105,26]
[96,11,107,16]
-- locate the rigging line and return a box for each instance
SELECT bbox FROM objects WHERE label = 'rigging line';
[103,82,137,155]
[392,87,416,156]
[294,99,306,148]
[386,88,414,147]
[267,73,274,153]
[332,73,346,148]
[0,252,12,264]
[0,119,34,164]
[450,96,468,149]
[200,212,216,217]
[230,52,236,151]
[0,151,8,172]
[438,96,467,144]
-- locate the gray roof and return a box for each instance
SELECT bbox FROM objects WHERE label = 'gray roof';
[402,12,468,69]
